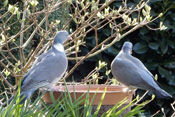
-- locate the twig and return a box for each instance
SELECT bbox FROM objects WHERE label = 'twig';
[0,71,15,90]
[152,110,160,117]
[22,17,46,48]
[2,29,18,62]
[132,91,148,106]
[19,1,28,72]
[171,101,175,117]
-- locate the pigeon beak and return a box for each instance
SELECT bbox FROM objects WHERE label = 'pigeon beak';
[130,50,132,54]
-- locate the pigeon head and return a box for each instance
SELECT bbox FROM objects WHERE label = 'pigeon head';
[122,42,133,54]
[53,31,72,45]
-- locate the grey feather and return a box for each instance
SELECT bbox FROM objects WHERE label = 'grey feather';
[3,31,71,106]
[111,41,172,99]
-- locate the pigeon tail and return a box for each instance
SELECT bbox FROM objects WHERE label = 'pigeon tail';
[152,88,172,99]
[2,89,35,107]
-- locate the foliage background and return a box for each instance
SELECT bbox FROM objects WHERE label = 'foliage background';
[0,0,175,116]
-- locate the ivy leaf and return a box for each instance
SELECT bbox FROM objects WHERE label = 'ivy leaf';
[133,42,149,54]
[158,66,172,78]
[167,40,175,49]
[101,28,111,36]
[159,39,168,55]
[162,59,175,69]
[140,27,149,35]
[149,43,159,50]
[107,46,119,55]
[145,62,158,70]
[167,72,175,86]
[164,62,175,69]
[164,4,175,14]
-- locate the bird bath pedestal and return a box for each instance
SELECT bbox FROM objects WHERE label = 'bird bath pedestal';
[42,85,133,116]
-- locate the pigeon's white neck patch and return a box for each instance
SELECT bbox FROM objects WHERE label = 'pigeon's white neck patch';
[53,43,64,52]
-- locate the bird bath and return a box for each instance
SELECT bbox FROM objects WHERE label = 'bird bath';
[42,85,134,116]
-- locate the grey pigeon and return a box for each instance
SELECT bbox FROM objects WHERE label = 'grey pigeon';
[111,41,172,99]
[3,31,71,106]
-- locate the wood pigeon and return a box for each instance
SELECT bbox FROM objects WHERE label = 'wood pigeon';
[111,41,172,99]
[3,31,71,106]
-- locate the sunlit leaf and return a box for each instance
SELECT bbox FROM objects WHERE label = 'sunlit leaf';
[29,0,39,7]
[145,4,151,12]
[142,9,147,16]
[4,69,10,77]
[8,4,15,14]
[16,11,20,19]
[97,12,104,19]
[4,0,8,7]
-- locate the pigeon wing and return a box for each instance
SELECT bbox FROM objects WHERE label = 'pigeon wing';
[111,56,158,90]
[111,57,142,88]
[21,49,53,86]
[127,55,160,90]
[21,51,67,92]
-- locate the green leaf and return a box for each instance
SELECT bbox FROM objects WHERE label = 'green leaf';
[131,18,138,26]
[158,66,172,78]
[16,11,20,19]
[140,17,143,22]
[166,72,175,86]
[97,12,104,19]
[105,7,110,16]
[98,60,107,69]
[105,70,111,76]
[133,42,149,54]
[93,87,107,116]
[167,40,175,49]
[4,0,8,7]
[1,33,6,43]
[146,15,152,21]
[145,62,158,70]
[140,27,149,35]
[122,14,128,20]
[162,58,175,69]
[159,39,168,55]
[159,13,163,17]
[148,43,159,50]
[159,22,167,30]
[101,28,111,36]
[4,69,10,77]
[8,4,15,14]
[73,18,78,24]
[164,4,175,14]
[107,46,119,54]
[19,19,26,23]
[164,62,175,69]
[145,4,151,12]
[142,9,147,16]
[29,0,39,7]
